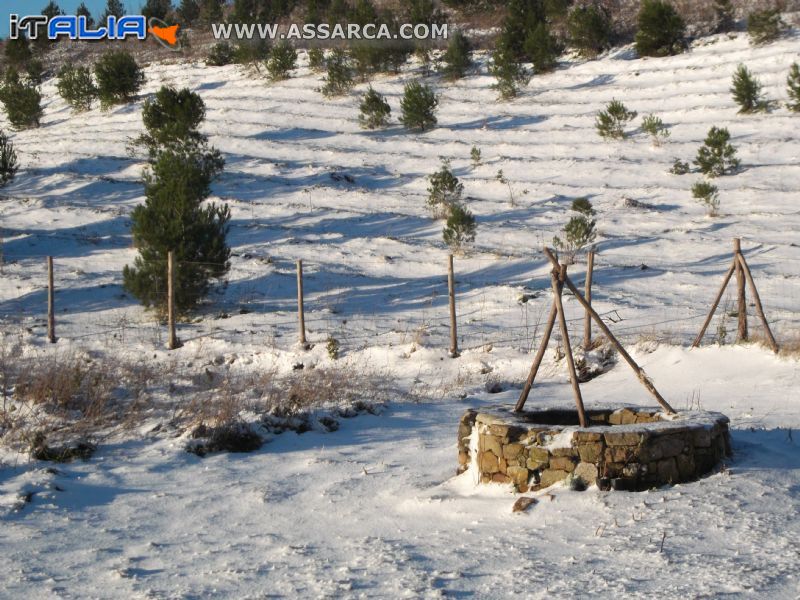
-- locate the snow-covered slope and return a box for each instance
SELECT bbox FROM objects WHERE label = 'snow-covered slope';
[1,32,799,356]
[1,31,799,598]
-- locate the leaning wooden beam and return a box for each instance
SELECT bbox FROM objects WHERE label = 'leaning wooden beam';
[734,239,748,342]
[737,253,780,354]
[514,301,558,412]
[542,248,677,415]
[692,258,737,348]
[552,265,588,428]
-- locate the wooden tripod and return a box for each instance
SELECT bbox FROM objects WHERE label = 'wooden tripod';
[693,238,779,353]
[515,248,676,421]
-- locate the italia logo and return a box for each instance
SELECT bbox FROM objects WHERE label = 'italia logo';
[8,14,182,50]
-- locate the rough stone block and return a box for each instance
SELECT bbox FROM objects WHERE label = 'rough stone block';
[676,453,695,480]
[574,462,598,485]
[503,443,524,460]
[482,434,502,458]
[550,456,577,472]
[540,469,569,487]
[458,451,469,466]
[492,473,511,484]
[574,431,603,443]
[619,408,638,425]
[498,457,507,474]
[489,424,509,438]
[641,435,687,461]
[529,447,550,464]
[657,458,679,483]
[550,446,578,458]
[578,442,603,464]
[605,446,636,463]
[480,451,499,474]
[506,466,529,488]
[604,431,646,446]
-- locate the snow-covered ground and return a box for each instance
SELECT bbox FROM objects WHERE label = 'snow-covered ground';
[1,30,799,597]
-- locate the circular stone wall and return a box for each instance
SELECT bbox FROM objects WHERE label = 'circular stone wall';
[457,406,731,492]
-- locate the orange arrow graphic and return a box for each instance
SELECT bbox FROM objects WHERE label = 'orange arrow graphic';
[149,24,179,45]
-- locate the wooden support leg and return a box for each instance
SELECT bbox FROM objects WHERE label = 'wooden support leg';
[737,253,779,354]
[692,259,737,348]
[552,265,587,428]
[514,301,557,412]
[734,239,748,342]
[542,247,676,415]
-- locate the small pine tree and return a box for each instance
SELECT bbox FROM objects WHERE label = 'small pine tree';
[0,130,18,187]
[641,114,670,145]
[635,0,686,58]
[713,0,735,33]
[692,180,720,216]
[747,9,786,45]
[308,48,326,72]
[76,2,95,28]
[669,158,690,175]
[326,335,340,360]
[695,126,740,177]
[0,70,43,130]
[142,0,172,21]
[177,0,200,24]
[94,51,145,109]
[198,0,224,27]
[266,42,297,81]
[233,39,271,67]
[358,86,391,129]
[123,148,229,315]
[524,22,561,74]
[441,31,472,81]
[427,159,463,218]
[400,81,438,131]
[206,42,234,66]
[100,0,125,20]
[731,64,768,113]
[4,37,32,70]
[787,63,800,113]
[443,204,476,253]
[596,99,637,140]
[470,146,481,167]
[567,4,612,58]
[553,198,596,263]
[56,64,97,112]
[26,60,45,86]
[321,49,354,97]
[489,44,530,100]
[138,86,208,155]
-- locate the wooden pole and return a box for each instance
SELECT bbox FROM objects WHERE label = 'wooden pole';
[167,251,178,350]
[584,249,595,349]
[47,256,55,344]
[543,247,676,415]
[552,264,587,428]
[734,238,748,342]
[692,259,737,348]
[447,254,459,358]
[296,259,307,348]
[514,301,557,412]
[737,253,779,354]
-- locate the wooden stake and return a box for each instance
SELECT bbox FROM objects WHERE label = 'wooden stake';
[692,259,737,348]
[167,251,178,350]
[734,238,748,342]
[737,253,779,354]
[584,249,595,349]
[552,264,587,428]
[514,301,558,412]
[543,248,676,415]
[447,254,459,358]
[47,256,55,344]
[296,259,307,348]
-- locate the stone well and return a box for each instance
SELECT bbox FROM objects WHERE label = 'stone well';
[457,406,731,492]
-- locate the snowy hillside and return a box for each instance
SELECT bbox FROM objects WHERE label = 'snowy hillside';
[1,30,799,597]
